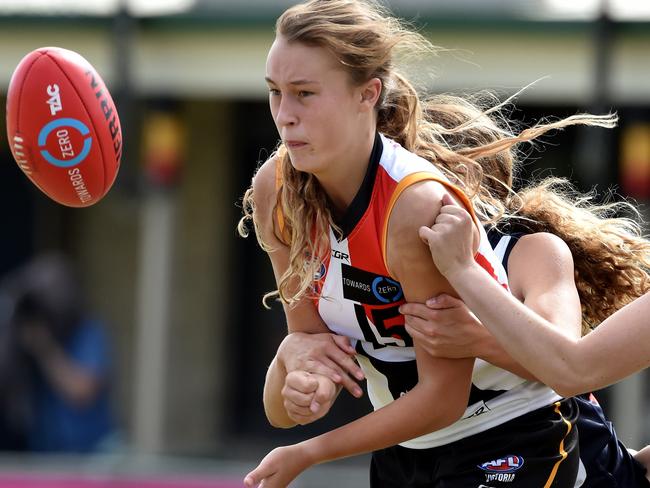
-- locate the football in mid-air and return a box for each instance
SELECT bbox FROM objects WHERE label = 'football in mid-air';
[5,46,122,207]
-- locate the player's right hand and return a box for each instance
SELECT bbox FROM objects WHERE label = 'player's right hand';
[279,332,364,398]
[244,443,309,488]
[418,193,476,279]
[400,294,489,359]
[282,371,338,425]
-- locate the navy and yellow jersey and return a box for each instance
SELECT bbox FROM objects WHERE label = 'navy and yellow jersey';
[487,227,650,487]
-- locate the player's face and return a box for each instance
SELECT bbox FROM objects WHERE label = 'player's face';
[265,36,364,176]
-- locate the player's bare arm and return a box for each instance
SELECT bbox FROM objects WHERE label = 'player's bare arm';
[279,183,476,465]
[403,232,581,382]
[253,157,335,427]
[420,200,650,396]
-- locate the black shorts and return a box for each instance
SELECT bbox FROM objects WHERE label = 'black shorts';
[576,393,650,487]
[370,398,580,488]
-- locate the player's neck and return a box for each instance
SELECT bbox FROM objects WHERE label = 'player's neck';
[316,128,376,215]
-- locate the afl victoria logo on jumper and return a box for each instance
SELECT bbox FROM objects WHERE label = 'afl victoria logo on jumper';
[478,455,524,473]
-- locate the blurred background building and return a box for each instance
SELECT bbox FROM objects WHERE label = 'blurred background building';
[0,0,648,486]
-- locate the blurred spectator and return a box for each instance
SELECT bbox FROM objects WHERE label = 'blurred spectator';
[0,288,30,450]
[0,253,116,452]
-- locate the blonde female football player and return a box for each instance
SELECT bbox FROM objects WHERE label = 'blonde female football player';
[238,1,619,486]
[273,105,650,487]
[278,89,650,488]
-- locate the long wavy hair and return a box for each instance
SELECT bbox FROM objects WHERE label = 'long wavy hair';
[238,0,650,333]
[425,97,650,333]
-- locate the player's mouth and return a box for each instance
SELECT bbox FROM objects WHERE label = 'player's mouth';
[285,140,308,149]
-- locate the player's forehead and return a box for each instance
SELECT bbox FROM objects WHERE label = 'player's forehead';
[265,36,344,86]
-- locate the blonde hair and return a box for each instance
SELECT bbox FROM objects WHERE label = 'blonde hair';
[238,0,650,331]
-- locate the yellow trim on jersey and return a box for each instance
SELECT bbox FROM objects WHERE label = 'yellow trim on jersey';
[543,401,574,488]
[380,172,480,275]
[274,158,291,245]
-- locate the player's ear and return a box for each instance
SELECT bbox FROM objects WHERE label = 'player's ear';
[359,78,382,111]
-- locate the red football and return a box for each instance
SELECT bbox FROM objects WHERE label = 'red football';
[6,47,122,207]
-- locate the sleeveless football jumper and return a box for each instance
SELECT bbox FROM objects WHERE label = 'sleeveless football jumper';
[284,133,561,448]
[275,133,580,486]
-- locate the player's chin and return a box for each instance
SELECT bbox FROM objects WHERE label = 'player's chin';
[286,152,323,174]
